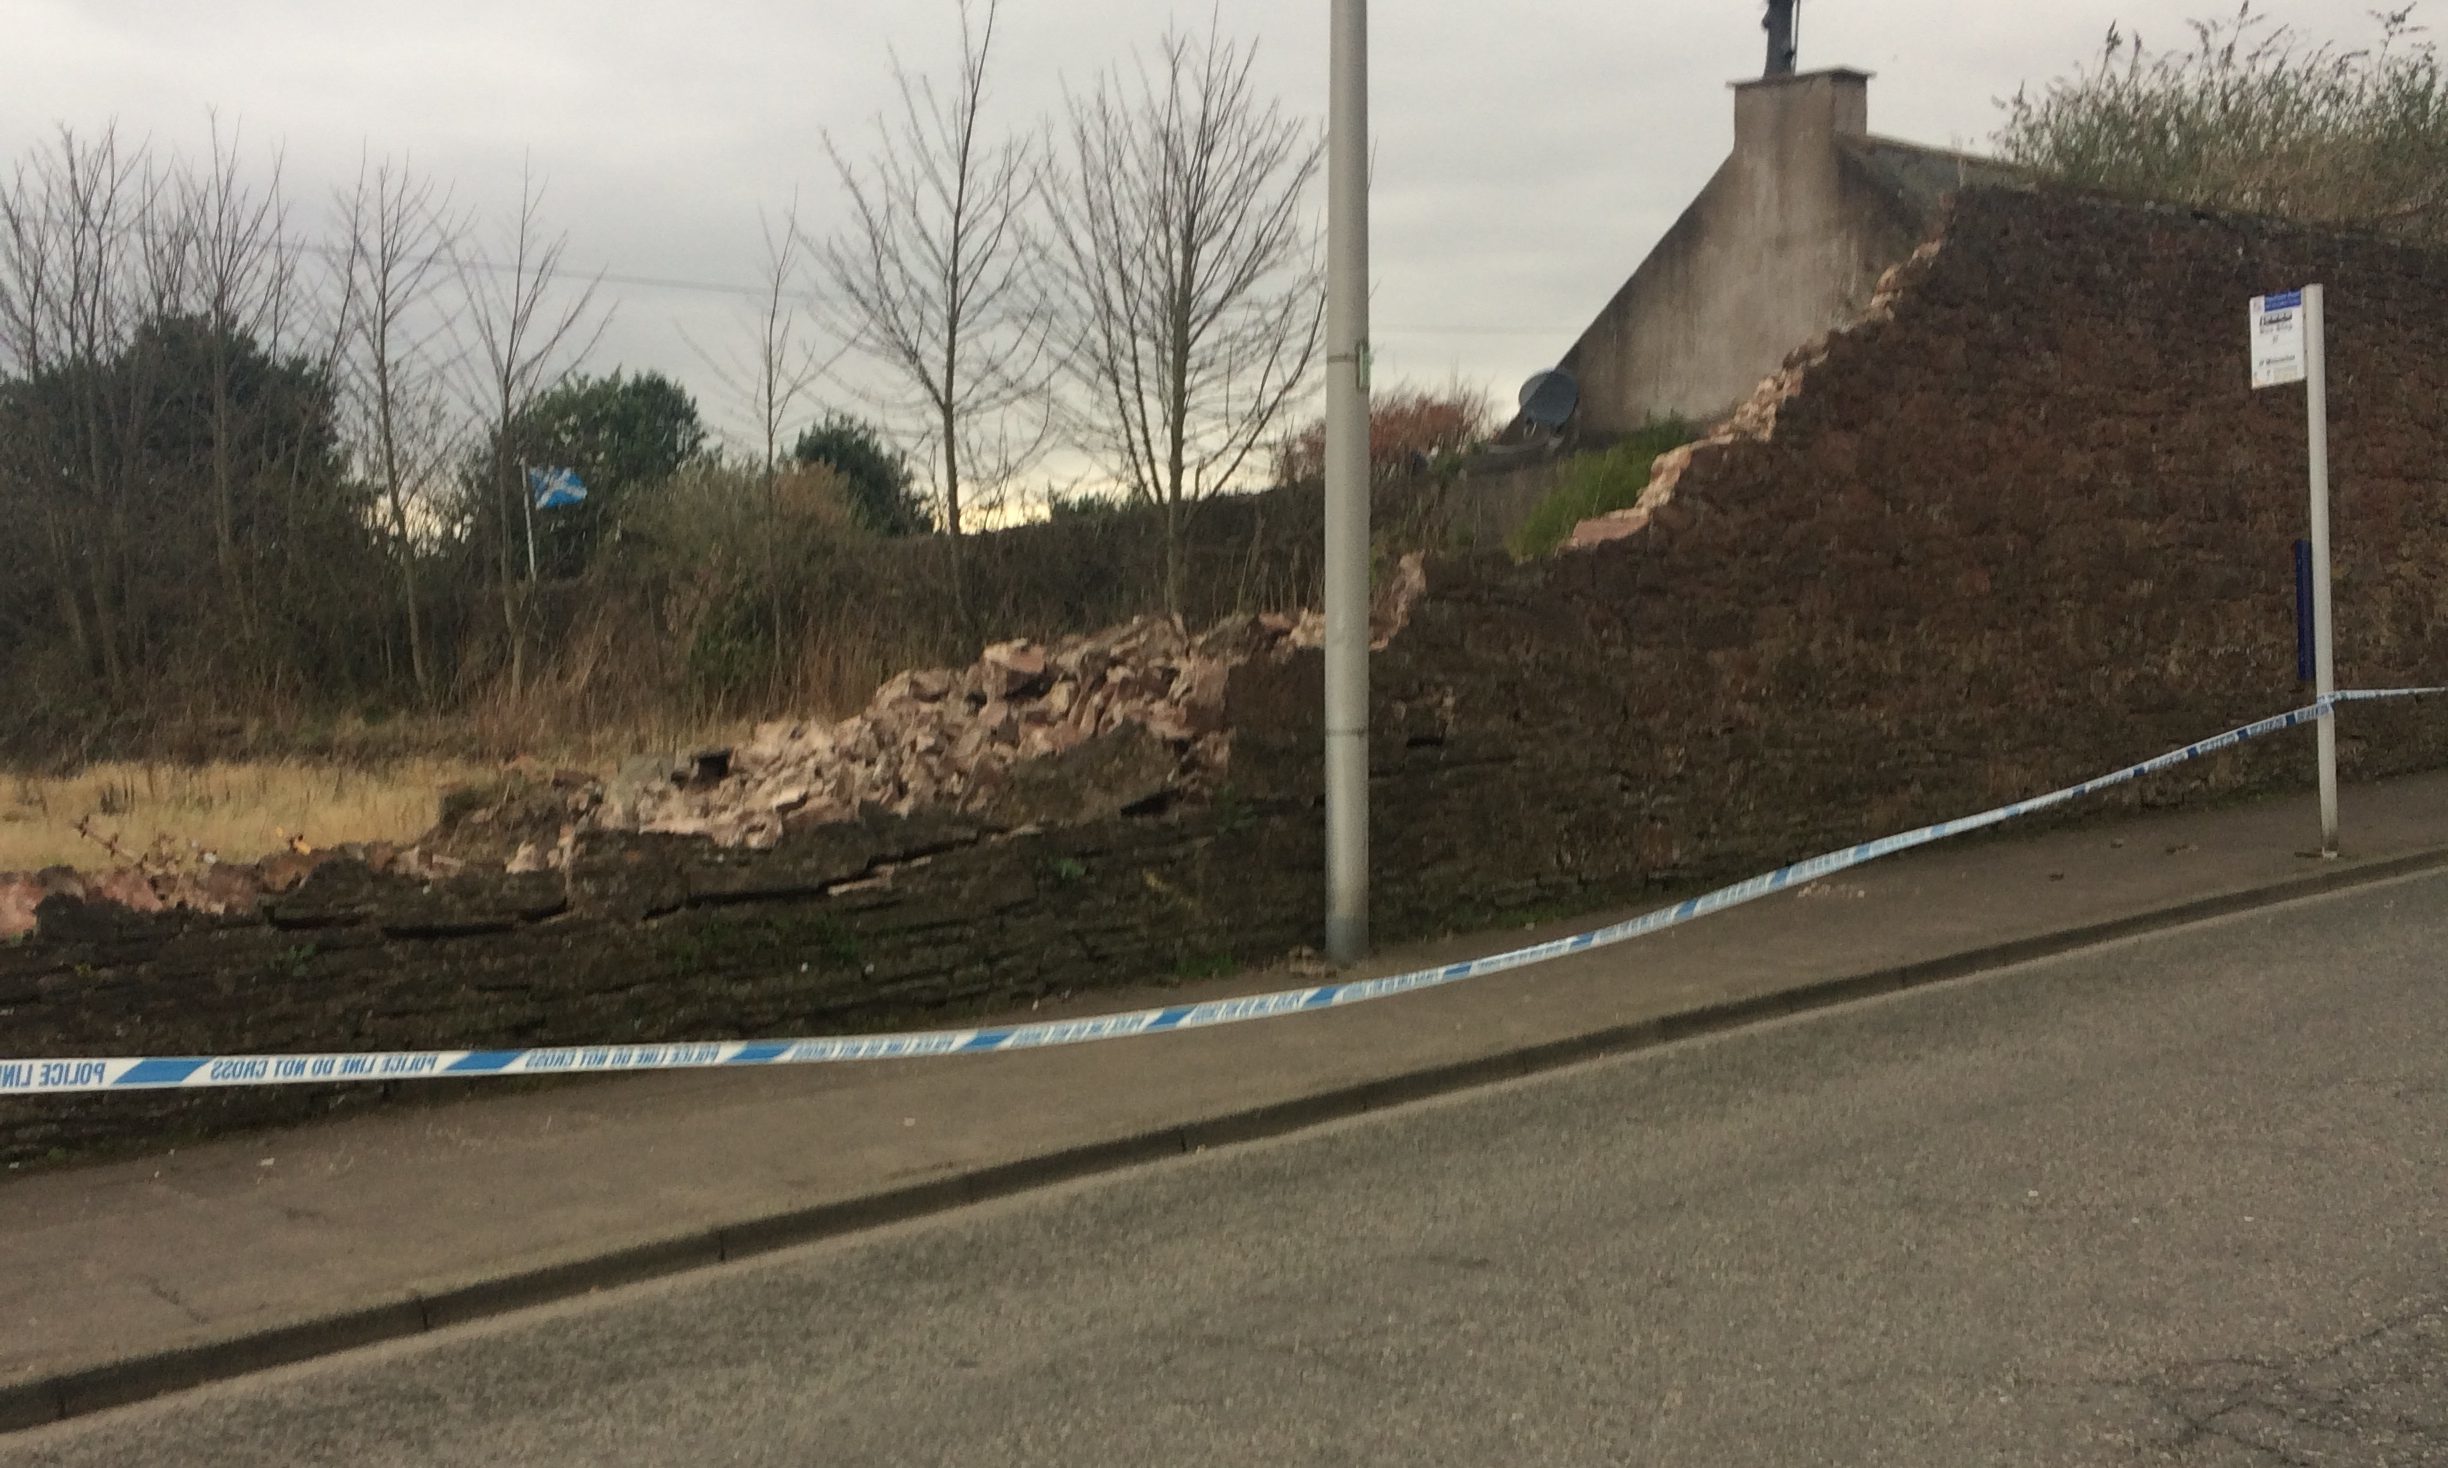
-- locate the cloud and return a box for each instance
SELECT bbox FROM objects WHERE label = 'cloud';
[0,0,2383,466]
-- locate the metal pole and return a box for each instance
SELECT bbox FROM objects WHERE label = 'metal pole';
[1324,0,1371,961]
[2305,283,2338,855]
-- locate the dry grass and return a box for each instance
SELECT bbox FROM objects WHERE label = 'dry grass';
[0,758,492,873]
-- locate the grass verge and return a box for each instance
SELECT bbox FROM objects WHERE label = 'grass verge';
[1507,416,1701,559]
[0,758,493,872]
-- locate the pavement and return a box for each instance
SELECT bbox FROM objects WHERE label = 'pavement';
[6,769,2448,1434]
[8,828,2448,1465]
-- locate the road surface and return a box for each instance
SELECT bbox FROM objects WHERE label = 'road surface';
[8,872,2446,1465]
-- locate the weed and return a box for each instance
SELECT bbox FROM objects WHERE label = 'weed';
[656,930,714,978]
[1169,949,1239,981]
[1508,416,1701,559]
[0,757,488,873]
[651,912,864,979]
[1210,783,1258,833]
[1994,4,2448,247]
[687,592,780,704]
[1440,895,1595,935]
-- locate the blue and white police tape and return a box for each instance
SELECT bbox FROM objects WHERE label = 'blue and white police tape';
[4,687,2437,1097]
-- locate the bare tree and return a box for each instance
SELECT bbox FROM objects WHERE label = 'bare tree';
[335,151,468,702]
[457,161,606,695]
[1,124,393,715]
[167,116,314,677]
[686,193,834,478]
[813,0,1053,617]
[0,128,105,685]
[0,126,182,697]
[1044,19,1323,612]
[684,192,844,696]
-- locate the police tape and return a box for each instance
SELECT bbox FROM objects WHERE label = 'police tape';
[3,688,2438,1096]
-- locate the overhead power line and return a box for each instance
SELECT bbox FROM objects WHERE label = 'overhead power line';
[17,206,800,302]
[21,208,1579,336]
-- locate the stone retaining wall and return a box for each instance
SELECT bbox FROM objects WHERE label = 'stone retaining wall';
[8,186,2448,1167]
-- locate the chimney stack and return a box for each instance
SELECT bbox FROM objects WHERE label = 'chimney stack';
[1764,0,1799,77]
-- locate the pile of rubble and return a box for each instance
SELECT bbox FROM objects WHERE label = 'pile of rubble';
[589,608,1326,852]
[578,556,1425,856]
[0,561,1429,935]
[0,840,467,940]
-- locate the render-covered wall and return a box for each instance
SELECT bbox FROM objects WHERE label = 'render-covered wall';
[1556,70,1927,434]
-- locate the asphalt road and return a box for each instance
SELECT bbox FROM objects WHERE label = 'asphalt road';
[9,872,2448,1466]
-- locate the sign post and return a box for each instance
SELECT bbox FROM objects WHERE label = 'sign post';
[2252,285,2335,855]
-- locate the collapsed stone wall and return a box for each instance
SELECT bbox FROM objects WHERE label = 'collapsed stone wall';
[8,185,2448,1167]
[0,531,1431,936]
[1330,186,2448,927]
[0,613,1293,931]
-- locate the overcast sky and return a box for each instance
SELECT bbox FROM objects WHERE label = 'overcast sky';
[2,0,2397,467]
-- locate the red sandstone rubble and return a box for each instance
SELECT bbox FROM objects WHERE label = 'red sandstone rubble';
[589,559,1422,851]
[0,873,37,941]
[0,846,360,941]
[0,562,1429,936]
[604,611,1307,849]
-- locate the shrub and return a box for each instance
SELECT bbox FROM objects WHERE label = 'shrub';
[1271,384,1497,488]
[1044,487,1132,521]
[1995,6,2448,244]
[611,460,869,705]
[792,415,930,536]
[1508,417,1700,559]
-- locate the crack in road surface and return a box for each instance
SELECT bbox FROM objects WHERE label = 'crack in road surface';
[2145,1302,2448,1464]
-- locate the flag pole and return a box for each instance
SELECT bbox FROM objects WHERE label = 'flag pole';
[521,463,540,583]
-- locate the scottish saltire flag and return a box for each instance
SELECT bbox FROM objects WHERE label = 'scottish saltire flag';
[527,466,588,510]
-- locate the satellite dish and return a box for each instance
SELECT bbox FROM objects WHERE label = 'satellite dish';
[1517,369,1579,431]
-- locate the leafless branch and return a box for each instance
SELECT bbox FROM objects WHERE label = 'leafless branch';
[334,149,472,701]
[811,0,1055,599]
[686,193,843,476]
[455,159,608,691]
[1043,17,1323,610]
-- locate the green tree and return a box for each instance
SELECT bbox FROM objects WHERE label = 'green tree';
[1996,5,2448,243]
[476,369,707,579]
[0,125,408,725]
[792,414,928,536]
[0,313,383,705]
